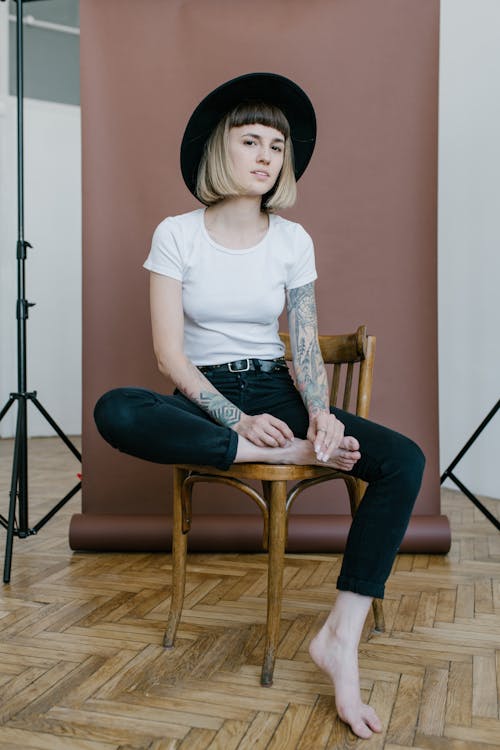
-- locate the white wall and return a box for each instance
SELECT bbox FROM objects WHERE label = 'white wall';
[0,0,81,439]
[438,0,500,500]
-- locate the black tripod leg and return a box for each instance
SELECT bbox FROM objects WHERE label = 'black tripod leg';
[18,397,29,532]
[3,408,23,584]
[31,396,82,461]
[0,396,18,529]
[440,399,500,531]
[441,399,500,482]
[0,395,16,423]
[33,481,82,533]
[444,470,500,531]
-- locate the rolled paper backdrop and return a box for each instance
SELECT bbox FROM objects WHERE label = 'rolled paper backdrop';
[79,0,448,552]
[69,514,451,554]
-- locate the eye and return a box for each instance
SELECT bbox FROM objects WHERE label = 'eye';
[243,138,257,146]
[272,144,283,153]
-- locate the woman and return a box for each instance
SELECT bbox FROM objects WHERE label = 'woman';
[95,72,425,739]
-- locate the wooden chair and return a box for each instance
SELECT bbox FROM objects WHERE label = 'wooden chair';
[163,325,384,686]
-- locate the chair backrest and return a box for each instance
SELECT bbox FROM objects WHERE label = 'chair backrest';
[279,325,376,419]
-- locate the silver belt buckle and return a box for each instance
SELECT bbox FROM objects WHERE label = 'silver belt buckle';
[228,358,251,372]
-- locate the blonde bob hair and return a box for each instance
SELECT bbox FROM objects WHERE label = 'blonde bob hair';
[196,102,297,212]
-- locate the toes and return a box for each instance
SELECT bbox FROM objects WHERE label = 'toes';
[363,706,382,733]
[342,436,360,451]
[337,703,382,739]
[335,457,358,471]
[337,710,373,739]
[353,722,373,739]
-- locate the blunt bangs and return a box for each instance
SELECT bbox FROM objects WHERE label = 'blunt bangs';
[226,102,291,139]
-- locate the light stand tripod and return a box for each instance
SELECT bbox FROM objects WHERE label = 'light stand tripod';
[440,399,500,531]
[0,0,82,583]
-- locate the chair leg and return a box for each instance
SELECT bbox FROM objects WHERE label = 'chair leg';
[261,480,287,687]
[372,598,385,633]
[163,467,188,648]
[261,480,271,551]
[345,476,363,517]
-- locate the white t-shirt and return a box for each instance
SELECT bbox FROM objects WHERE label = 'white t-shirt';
[143,208,317,365]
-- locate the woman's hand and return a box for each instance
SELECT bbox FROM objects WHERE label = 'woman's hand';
[234,413,294,447]
[307,411,346,462]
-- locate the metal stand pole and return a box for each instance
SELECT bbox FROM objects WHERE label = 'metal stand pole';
[0,0,82,583]
[440,399,500,531]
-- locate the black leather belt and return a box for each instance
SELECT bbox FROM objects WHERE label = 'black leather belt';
[198,357,287,373]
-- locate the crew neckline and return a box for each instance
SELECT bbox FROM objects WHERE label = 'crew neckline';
[200,208,274,254]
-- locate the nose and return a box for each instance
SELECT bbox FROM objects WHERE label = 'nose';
[257,144,271,164]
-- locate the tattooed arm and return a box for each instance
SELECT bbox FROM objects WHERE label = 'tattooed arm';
[150,272,292,446]
[286,282,329,415]
[286,281,345,460]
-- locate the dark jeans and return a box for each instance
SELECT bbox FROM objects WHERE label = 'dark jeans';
[94,367,425,598]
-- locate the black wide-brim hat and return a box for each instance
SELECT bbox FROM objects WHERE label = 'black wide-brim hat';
[180,72,316,199]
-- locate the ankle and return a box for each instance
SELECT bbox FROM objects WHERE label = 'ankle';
[321,618,356,648]
[321,604,371,647]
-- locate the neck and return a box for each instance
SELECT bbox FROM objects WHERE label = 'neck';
[203,196,271,250]
[205,195,266,229]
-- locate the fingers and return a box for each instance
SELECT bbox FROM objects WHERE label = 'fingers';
[314,414,345,461]
[260,424,289,447]
[269,415,294,442]
[312,415,361,465]
[244,414,293,447]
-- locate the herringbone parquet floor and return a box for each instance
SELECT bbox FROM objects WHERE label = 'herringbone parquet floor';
[0,437,499,749]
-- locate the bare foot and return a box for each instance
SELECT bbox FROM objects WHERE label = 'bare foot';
[309,622,382,739]
[286,436,361,472]
[234,432,361,468]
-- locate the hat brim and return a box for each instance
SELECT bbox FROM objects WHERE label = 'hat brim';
[180,72,316,200]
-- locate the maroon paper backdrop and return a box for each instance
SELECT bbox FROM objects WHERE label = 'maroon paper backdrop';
[71,0,450,552]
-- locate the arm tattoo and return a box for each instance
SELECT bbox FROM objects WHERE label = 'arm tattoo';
[198,392,242,427]
[287,282,329,415]
[178,360,243,428]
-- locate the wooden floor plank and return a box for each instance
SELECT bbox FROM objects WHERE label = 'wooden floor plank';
[472,653,498,719]
[414,592,439,629]
[445,660,472,727]
[176,727,215,749]
[417,667,449,737]
[265,703,313,750]
[235,711,283,750]
[204,719,249,750]
[386,673,424,745]
[295,694,336,750]
[146,739,179,750]
[393,594,420,633]
[0,725,116,750]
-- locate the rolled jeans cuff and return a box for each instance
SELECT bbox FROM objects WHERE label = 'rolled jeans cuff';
[336,575,385,599]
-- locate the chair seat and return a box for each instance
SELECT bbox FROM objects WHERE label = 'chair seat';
[176,462,339,481]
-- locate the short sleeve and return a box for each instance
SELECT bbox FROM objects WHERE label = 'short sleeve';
[143,218,183,280]
[286,225,318,290]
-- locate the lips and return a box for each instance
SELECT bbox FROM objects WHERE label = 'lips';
[252,170,270,178]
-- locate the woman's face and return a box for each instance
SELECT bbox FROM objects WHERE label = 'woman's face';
[227,123,285,197]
